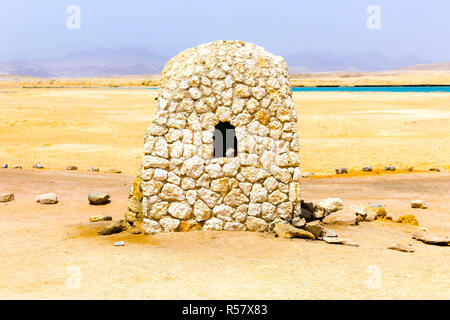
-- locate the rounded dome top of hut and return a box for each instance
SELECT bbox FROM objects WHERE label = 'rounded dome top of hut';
[127,40,301,233]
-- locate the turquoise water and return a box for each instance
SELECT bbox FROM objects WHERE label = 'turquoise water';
[107,86,450,93]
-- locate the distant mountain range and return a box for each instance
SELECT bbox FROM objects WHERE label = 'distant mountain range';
[0,48,441,78]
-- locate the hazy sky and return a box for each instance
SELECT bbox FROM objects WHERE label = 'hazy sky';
[1,0,449,62]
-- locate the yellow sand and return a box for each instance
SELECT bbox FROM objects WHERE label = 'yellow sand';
[0,86,449,174]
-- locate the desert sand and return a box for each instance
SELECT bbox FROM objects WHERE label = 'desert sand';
[0,87,449,174]
[0,169,449,299]
[0,76,449,299]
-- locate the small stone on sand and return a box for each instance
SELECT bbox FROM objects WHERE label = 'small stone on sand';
[0,193,14,202]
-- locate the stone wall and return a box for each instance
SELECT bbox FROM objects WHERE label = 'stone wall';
[126,40,301,233]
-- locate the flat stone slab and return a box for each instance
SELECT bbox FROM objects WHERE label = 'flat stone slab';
[412,232,449,246]
[388,243,415,253]
[323,237,359,247]
[89,215,113,223]
[273,223,315,240]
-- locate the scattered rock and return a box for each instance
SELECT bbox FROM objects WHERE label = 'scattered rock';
[273,223,315,240]
[33,163,44,169]
[35,193,58,204]
[322,208,357,226]
[114,241,125,246]
[411,200,427,209]
[0,193,14,202]
[316,198,343,218]
[362,166,372,172]
[1,164,7,168]
[300,208,315,221]
[106,168,121,174]
[88,167,100,172]
[88,192,110,205]
[323,237,359,246]
[292,217,306,228]
[89,215,113,223]
[323,229,338,238]
[373,207,388,220]
[301,172,315,178]
[98,220,128,235]
[412,232,449,246]
[12,165,22,169]
[303,220,324,238]
[301,200,315,213]
[66,166,78,171]
[384,166,395,171]
[335,167,348,174]
[388,243,414,253]
[429,167,444,172]
[361,206,386,222]
[407,167,414,172]
[396,215,419,226]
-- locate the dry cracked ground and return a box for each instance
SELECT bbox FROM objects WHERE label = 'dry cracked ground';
[0,168,449,299]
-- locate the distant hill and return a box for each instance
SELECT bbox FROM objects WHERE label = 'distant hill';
[285,51,427,73]
[396,62,450,71]
[0,48,445,77]
[0,48,165,78]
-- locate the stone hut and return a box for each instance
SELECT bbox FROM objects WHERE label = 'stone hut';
[126,40,301,234]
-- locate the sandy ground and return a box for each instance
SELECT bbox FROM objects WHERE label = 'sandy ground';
[0,168,449,300]
[0,88,449,174]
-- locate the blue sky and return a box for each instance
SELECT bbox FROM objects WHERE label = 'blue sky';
[0,0,449,62]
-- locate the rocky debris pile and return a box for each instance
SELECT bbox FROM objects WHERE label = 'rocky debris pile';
[388,242,415,253]
[429,167,444,172]
[89,215,113,223]
[384,166,396,171]
[411,200,427,209]
[35,193,58,204]
[335,167,348,174]
[33,163,44,169]
[66,166,78,171]
[0,193,14,202]
[412,232,449,246]
[88,192,110,205]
